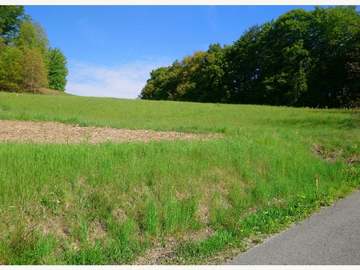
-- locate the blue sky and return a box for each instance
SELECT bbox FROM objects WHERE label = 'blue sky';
[26,6,316,98]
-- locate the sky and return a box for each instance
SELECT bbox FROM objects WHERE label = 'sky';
[25,6,317,99]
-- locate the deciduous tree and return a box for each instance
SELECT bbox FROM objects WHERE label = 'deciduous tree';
[21,48,48,92]
[47,48,68,91]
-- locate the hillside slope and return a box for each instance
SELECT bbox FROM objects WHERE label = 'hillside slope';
[0,92,358,264]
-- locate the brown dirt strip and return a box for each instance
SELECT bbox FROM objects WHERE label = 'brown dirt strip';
[0,120,221,144]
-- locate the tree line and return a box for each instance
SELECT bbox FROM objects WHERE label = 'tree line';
[140,7,360,108]
[0,6,68,93]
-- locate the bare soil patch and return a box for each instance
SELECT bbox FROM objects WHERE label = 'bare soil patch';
[312,143,359,165]
[135,227,214,264]
[0,120,221,144]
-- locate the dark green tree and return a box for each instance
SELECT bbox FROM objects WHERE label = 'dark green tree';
[0,6,24,42]
[224,24,271,104]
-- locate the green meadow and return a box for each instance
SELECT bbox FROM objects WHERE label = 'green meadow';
[0,91,359,264]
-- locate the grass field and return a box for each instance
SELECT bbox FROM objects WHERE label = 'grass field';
[0,91,359,264]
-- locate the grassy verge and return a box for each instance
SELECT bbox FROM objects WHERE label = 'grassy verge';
[0,92,359,264]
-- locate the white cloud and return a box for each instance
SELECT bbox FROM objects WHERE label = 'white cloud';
[66,59,170,99]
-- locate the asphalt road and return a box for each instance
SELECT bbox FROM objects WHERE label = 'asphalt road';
[229,190,360,265]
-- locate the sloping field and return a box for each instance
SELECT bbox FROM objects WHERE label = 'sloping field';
[0,92,359,264]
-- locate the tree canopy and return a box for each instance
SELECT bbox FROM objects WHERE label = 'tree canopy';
[47,48,68,91]
[140,7,360,108]
[0,6,68,93]
[0,6,24,42]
